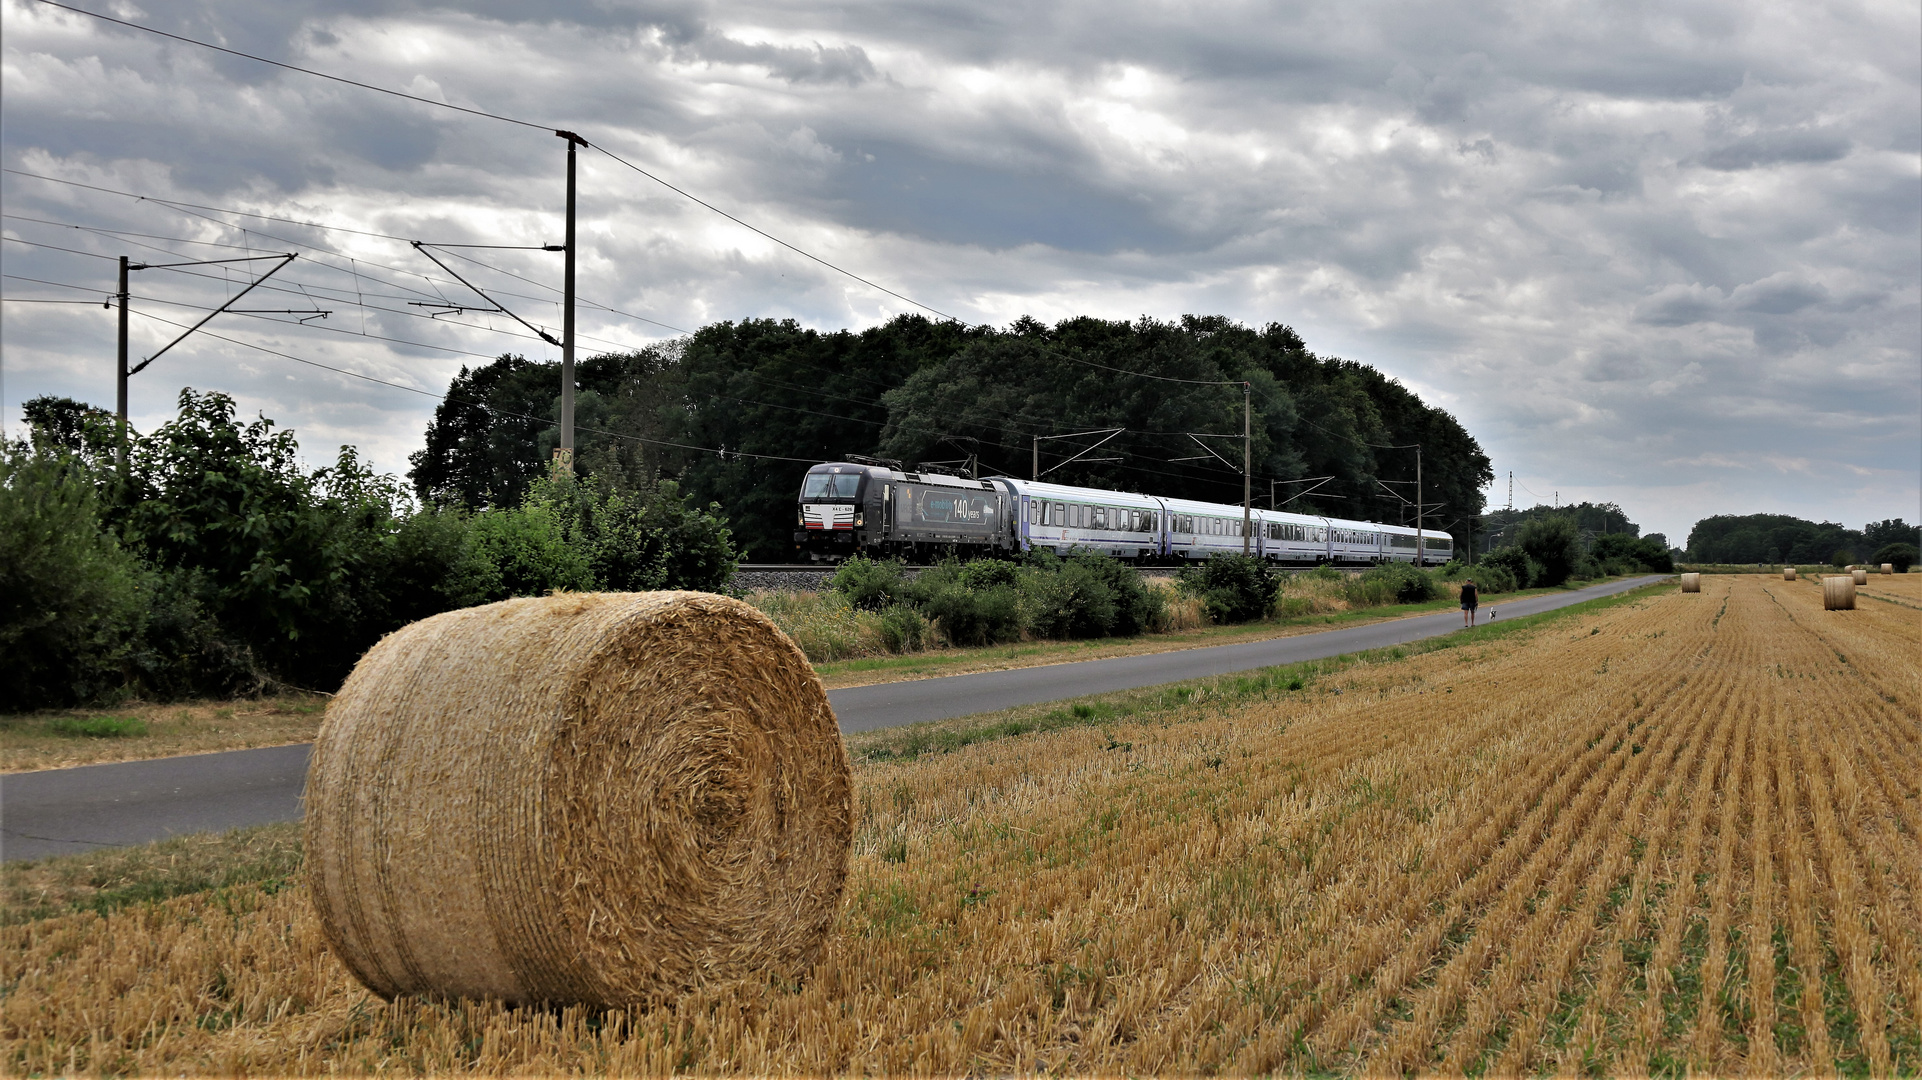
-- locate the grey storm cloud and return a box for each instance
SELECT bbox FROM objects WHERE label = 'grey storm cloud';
[2,0,1916,543]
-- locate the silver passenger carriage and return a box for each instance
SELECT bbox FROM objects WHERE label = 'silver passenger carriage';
[1002,478,1166,559]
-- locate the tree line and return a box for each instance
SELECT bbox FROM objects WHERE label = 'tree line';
[1684,513,1918,569]
[408,314,1495,561]
[3,392,738,709]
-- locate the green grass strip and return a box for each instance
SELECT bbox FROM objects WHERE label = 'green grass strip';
[2,822,303,925]
[849,580,1667,764]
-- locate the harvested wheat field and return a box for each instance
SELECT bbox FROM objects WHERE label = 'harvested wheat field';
[5,576,1918,1076]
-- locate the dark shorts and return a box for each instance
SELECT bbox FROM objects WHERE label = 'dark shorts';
[1461,599,1478,610]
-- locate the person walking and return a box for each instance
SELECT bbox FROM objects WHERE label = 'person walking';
[1460,578,1479,627]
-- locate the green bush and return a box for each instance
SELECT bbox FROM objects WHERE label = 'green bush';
[1871,542,1916,572]
[1590,533,1674,573]
[0,446,145,707]
[463,499,595,601]
[1517,516,1582,587]
[835,552,1168,647]
[1441,558,1518,594]
[1176,554,1279,624]
[1356,562,1439,605]
[831,556,910,611]
[1829,549,1855,569]
[875,604,931,651]
[1021,551,1162,639]
[1479,546,1537,590]
[1467,563,1518,594]
[911,564,1024,646]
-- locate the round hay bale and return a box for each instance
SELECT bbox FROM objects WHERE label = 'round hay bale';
[1823,576,1856,610]
[1882,563,1894,575]
[304,591,853,1008]
[1851,568,1868,585]
[1679,572,1701,593]
[1783,567,1797,581]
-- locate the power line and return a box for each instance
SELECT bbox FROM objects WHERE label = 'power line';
[588,145,957,322]
[21,3,956,322]
[119,307,825,465]
[1,223,652,355]
[29,0,552,133]
[4,172,691,334]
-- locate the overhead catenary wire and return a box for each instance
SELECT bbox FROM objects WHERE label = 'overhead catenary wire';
[118,306,826,466]
[28,0,554,134]
[3,175,692,335]
[1,229,649,356]
[20,3,957,323]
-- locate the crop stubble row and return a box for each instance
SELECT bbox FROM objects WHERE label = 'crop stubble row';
[2,576,1916,1075]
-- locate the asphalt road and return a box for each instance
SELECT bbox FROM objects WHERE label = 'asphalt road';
[1,575,1662,861]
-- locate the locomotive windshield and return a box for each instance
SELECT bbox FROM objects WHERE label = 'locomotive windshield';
[801,472,862,499]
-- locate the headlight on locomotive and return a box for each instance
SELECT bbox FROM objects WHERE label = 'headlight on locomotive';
[853,512,864,527]
[798,508,807,526]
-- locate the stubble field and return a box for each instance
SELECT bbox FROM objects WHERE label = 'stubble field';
[4,574,1917,1075]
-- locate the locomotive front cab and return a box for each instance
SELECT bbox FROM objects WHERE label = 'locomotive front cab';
[795,463,871,560]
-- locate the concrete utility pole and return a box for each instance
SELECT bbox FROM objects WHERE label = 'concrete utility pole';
[1242,382,1252,555]
[116,255,130,475]
[1415,444,1423,567]
[556,130,587,476]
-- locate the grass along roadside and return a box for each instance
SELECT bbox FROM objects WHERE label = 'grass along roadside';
[811,580,1601,690]
[0,693,329,774]
[844,578,1669,764]
[0,821,302,925]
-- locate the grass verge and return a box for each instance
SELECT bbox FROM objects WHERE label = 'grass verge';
[0,693,330,773]
[847,579,1667,764]
[815,581,1593,688]
[1,821,303,925]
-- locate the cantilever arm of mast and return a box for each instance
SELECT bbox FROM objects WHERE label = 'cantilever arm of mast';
[411,242,561,346]
[1274,475,1335,506]
[129,253,296,374]
[1036,427,1125,478]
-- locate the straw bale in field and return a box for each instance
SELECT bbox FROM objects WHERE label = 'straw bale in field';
[1851,568,1868,585]
[1783,567,1797,581]
[1822,576,1856,610]
[304,591,853,1008]
[1881,563,1893,574]
[1679,572,1701,593]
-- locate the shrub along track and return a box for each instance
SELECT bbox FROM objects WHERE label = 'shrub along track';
[2,577,1915,1075]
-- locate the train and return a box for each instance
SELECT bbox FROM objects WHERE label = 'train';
[795,459,1454,567]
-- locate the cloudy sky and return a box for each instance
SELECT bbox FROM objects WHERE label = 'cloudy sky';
[3,0,1917,544]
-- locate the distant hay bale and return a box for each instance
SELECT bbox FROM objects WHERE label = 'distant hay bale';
[1882,563,1894,575]
[1823,576,1856,611]
[1852,568,1868,585]
[1783,567,1797,581]
[1680,572,1701,593]
[304,591,853,1009]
